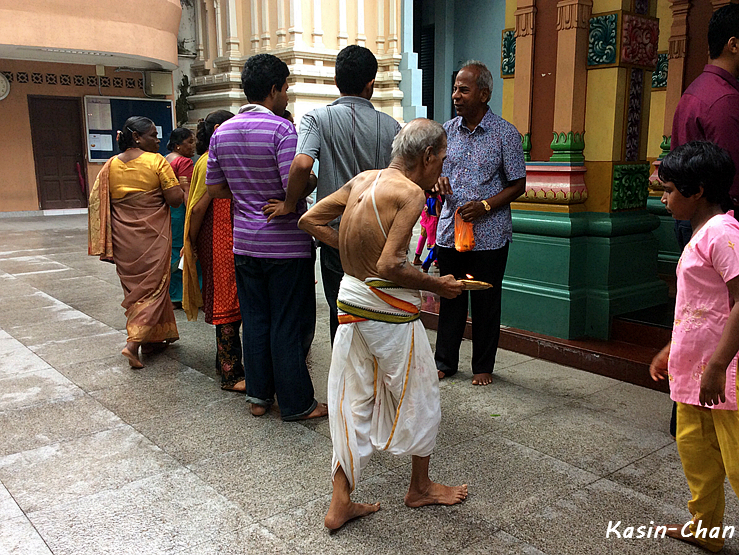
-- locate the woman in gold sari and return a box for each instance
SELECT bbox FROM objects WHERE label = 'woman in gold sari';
[88,116,186,368]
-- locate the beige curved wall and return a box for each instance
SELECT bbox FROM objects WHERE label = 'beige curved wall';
[0,0,182,69]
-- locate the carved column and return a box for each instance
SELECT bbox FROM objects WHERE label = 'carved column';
[196,0,206,62]
[550,0,592,163]
[312,0,324,48]
[250,0,260,53]
[288,0,303,47]
[356,0,366,47]
[338,0,348,48]
[513,0,536,161]
[225,0,240,57]
[387,0,398,53]
[662,0,690,155]
[376,0,386,53]
[261,0,271,50]
[214,0,224,58]
[277,0,286,46]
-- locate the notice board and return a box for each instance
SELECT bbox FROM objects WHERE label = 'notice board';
[84,96,175,162]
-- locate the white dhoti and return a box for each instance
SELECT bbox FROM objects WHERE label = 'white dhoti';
[329,275,440,491]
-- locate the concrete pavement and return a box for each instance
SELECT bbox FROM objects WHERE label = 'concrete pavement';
[0,214,735,555]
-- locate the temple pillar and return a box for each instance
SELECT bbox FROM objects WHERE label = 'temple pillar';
[513,0,536,161]
[501,0,668,340]
[550,0,591,164]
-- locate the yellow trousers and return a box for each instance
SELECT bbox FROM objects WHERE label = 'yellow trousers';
[677,400,739,552]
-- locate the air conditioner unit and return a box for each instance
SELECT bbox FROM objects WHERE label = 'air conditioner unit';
[145,72,173,96]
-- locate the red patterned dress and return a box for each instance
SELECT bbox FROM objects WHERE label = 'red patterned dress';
[194,155,243,388]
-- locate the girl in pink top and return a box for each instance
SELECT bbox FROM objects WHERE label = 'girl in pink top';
[651,141,739,552]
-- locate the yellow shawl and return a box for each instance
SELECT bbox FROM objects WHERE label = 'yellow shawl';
[182,152,209,321]
[87,158,114,263]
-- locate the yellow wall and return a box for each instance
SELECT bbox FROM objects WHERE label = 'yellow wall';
[646,90,666,159]
[592,0,630,12]
[645,0,673,160]
[502,79,514,123]
[505,0,515,27]
[584,67,627,162]
[656,0,672,51]
[0,60,154,212]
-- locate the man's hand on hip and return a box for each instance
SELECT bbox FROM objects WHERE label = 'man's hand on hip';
[459,200,487,222]
[263,199,296,222]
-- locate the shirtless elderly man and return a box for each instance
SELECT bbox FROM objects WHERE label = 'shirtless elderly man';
[299,118,468,530]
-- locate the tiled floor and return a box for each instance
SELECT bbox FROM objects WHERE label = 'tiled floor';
[0,214,736,554]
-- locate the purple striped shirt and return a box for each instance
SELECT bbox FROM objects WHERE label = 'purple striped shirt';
[206,106,311,259]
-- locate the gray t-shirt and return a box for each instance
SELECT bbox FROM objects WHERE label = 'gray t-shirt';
[296,96,401,201]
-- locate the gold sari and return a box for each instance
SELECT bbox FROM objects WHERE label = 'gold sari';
[88,154,179,344]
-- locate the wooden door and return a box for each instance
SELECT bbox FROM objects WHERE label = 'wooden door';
[28,96,87,209]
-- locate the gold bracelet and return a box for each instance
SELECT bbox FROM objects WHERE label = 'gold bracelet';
[481,199,491,211]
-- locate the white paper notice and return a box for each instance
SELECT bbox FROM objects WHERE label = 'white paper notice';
[156,126,163,138]
[88,133,113,151]
[87,98,112,130]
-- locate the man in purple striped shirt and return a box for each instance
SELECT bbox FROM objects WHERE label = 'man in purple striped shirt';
[207,54,327,421]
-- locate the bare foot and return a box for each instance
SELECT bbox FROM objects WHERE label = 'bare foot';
[299,402,328,420]
[472,373,493,386]
[412,255,422,266]
[325,499,380,530]
[438,370,446,380]
[121,345,143,368]
[405,481,468,508]
[250,404,267,416]
[663,523,720,551]
[222,379,246,393]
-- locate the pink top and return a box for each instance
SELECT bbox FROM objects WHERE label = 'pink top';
[669,212,739,409]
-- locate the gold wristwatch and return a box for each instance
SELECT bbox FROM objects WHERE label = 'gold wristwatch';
[481,199,491,211]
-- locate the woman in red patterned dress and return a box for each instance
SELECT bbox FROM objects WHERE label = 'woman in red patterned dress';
[181,110,245,391]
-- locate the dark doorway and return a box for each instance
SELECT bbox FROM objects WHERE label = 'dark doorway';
[419,24,435,120]
[28,96,87,210]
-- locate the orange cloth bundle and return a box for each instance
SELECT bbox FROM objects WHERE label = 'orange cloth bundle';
[454,208,475,252]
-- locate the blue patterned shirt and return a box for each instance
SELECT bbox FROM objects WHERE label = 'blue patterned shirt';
[436,109,526,251]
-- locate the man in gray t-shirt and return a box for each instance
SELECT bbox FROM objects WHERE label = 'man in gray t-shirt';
[264,45,401,343]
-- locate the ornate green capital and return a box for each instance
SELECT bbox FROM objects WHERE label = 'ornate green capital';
[612,163,650,211]
[550,132,585,164]
[658,135,671,159]
[521,133,532,162]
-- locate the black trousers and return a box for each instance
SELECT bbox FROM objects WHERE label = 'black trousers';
[434,243,509,377]
[233,254,317,420]
[320,244,343,345]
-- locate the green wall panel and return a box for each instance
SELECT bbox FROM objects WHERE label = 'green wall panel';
[501,210,669,340]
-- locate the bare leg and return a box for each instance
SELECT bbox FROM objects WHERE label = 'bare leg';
[121,341,143,368]
[324,466,380,530]
[404,455,467,508]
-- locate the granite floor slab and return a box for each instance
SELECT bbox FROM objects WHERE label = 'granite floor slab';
[0,425,181,513]
[1,214,738,554]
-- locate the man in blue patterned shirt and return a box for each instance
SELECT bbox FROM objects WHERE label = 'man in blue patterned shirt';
[435,61,527,386]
